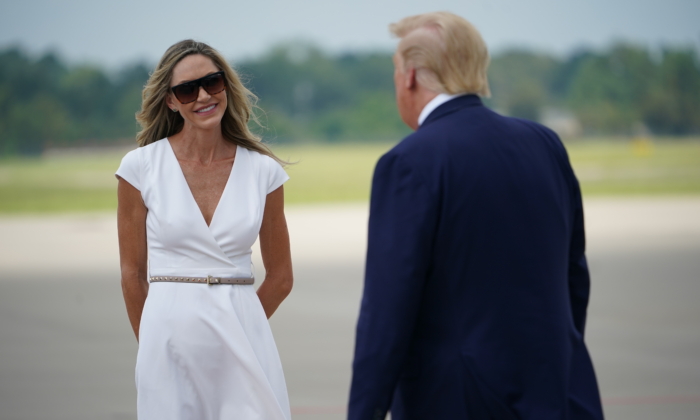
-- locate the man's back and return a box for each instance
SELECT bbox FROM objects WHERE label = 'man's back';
[349,95,603,419]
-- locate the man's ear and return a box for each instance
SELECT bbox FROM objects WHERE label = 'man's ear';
[405,67,417,90]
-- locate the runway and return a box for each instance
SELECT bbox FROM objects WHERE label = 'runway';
[1,197,699,419]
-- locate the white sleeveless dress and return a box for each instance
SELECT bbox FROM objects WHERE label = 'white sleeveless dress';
[116,138,291,420]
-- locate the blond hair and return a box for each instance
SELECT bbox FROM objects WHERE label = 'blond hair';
[389,12,491,97]
[135,40,284,164]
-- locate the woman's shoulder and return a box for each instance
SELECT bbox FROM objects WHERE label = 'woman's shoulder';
[239,144,265,159]
[239,146,288,193]
[119,146,142,169]
[122,138,167,158]
[118,139,168,173]
[139,138,168,154]
[238,145,280,168]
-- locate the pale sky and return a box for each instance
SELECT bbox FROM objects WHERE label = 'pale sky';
[1,0,698,68]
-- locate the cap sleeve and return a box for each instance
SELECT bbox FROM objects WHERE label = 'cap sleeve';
[115,148,142,191]
[266,157,289,194]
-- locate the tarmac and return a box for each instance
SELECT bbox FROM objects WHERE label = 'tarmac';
[1,197,699,420]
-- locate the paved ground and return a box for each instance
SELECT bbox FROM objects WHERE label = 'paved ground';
[0,197,699,419]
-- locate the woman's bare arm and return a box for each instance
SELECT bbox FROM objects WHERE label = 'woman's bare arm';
[117,177,149,341]
[257,185,293,318]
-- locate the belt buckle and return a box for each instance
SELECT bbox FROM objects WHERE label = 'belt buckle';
[206,275,220,285]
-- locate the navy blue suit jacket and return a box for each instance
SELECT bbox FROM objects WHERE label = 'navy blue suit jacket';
[349,95,603,420]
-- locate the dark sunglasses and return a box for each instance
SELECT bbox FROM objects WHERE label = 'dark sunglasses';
[171,71,226,104]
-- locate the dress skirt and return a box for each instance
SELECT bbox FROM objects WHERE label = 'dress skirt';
[136,282,291,420]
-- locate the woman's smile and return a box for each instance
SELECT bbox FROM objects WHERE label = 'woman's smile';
[194,103,217,115]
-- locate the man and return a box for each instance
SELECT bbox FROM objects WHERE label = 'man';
[349,12,604,420]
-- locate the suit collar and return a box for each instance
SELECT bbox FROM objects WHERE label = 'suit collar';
[419,94,483,128]
[418,93,466,126]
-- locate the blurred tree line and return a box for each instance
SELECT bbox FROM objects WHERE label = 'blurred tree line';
[1,42,699,155]
[0,48,149,155]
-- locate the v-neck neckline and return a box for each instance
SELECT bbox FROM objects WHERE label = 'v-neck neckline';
[165,138,238,229]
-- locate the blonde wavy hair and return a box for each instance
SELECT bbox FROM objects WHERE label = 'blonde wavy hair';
[390,12,491,97]
[135,40,284,164]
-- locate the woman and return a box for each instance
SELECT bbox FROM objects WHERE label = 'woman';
[116,40,293,420]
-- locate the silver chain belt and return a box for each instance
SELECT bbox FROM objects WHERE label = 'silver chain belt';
[150,275,254,285]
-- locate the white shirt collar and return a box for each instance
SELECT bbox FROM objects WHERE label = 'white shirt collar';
[418,93,466,127]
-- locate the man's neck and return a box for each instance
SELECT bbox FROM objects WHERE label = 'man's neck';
[404,88,438,130]
[417,93,466,127]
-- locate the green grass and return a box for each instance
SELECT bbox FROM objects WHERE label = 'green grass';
[565,137,700,196]
[275,143,393,204]
[0,152,123,213]
[1,138,699,214]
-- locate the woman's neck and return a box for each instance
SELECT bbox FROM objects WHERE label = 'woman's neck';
[168,125,234,165]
